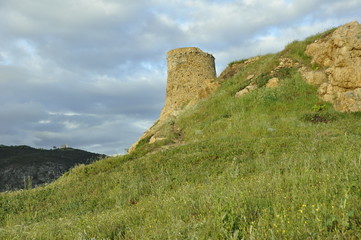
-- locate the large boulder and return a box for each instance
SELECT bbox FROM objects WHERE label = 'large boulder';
[305,21,361,112]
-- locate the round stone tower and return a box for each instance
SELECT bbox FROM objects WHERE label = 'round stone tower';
[160,47,217,119]
[128,47,217,153]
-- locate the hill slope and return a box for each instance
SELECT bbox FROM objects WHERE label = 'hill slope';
[0,145,106,192]
[0,24,361,239]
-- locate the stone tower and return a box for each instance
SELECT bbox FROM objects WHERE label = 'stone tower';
[128,47,218,153]
[160,47,217,119]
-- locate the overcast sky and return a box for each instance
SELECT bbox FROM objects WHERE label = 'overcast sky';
[0,0,360,155]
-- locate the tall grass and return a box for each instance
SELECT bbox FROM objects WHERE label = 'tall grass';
[1,26,360,239]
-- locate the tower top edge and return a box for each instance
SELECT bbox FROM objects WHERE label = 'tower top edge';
[167,47,214,58]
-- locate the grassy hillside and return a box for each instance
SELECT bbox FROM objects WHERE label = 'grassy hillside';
[1,29,360,239]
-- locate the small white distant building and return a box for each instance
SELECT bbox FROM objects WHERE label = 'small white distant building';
[59,144,69,149]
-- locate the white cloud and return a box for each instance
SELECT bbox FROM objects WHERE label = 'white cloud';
[38,120,51,124]
[63,121,81,130]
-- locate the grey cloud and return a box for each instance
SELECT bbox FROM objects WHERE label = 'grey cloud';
[1,0,166,73]
[0,58,163,155]
[0,0,360,155]
[31,114,152,155]
[0,101,48,147]
[1,0,149,35]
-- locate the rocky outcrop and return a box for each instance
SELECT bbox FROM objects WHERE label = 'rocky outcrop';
[272,57,302,73]
[300,69,328,86]
[304,21,361,112]
[235,83,257,97]
[234,57,298,97]
[266,77,280,88]
[218,57,260,81]
[233,22,361,107]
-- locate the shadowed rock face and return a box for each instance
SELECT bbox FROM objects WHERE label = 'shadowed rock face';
[0,161,67,191]
[305,21,361,112]
[0,145,105,192]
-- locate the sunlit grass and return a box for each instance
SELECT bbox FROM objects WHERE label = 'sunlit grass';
[1,26,360,239]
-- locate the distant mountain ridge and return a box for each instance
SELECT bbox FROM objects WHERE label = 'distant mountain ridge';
[0,145,106,192]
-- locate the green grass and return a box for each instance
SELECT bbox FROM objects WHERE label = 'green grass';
[1,27,360,239]
[228,58,249,66]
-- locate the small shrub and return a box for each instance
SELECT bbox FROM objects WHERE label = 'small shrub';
[228,58,248,66]
[255,73,272,88]
[302,112,337,123]
[220,113,232,119]
[312,103,326,112]
[136,135,152,148]
[274,67,295,79]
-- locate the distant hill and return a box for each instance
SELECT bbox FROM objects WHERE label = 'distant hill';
[0,145,106,192]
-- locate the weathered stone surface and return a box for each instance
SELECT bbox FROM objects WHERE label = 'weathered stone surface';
[218,57,260,81]
[337,88,361,112]
[305,21,361,112]
[318,83,338,102]
[235,84,257,97]
[149,135,167,144]
[271,57,301,76]
[266,77,280,88]
[235,88,249,97]
[300,68,328,86]
[160,47,218,120]
[278,57,300,68]
[246,74,255,80]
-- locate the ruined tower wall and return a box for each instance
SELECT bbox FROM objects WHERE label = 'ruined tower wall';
[128,47,217,152]
[160,47,217,119]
